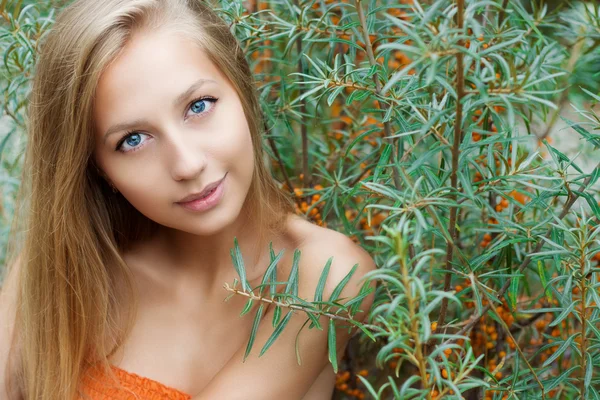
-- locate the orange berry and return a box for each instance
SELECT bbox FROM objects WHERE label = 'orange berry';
[483,233,492,241]
[358,369,369,377]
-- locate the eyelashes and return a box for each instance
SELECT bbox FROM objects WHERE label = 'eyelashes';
[114,96,219,153]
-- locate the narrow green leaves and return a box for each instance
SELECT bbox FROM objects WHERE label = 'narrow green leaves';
[243,304,264,362]
[314,256,332,302]
[260,310,293,357]
[328,318,338,373]
[230,237,250,292]
[285,249,301,296]
[329,263,358,303]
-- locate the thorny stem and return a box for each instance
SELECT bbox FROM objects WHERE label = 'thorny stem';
[443,160,600,346]
[428,0,465,353]
[354,0,402,192]
[578,237,588,399]
[222,283,382,333]
[395,233,430,397]
[292,0,311,190]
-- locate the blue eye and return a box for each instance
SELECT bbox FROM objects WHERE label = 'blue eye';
[191,100,206,113]
[116,131,149,153]
[115,96,219,153]
[188,97,218,117]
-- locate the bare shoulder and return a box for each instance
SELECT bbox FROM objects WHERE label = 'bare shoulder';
[284,214,377,320]
[286,213,377,276]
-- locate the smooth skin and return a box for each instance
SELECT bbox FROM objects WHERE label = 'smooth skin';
[2,27,378,399]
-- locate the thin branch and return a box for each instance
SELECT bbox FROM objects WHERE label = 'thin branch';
[354,0,402,191]
[427,0,466,353]
[292,0,311,189]
[223,282,382,333]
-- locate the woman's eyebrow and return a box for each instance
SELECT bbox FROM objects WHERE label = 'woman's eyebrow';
[102,78,218,143]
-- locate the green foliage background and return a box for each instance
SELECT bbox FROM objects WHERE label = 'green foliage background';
[2,0,600,399]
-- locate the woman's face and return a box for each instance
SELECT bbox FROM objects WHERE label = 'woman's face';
[93,29,255,235]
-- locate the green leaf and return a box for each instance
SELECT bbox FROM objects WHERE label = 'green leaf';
[243,304,264,362]
[306,310,323,330]
[542,334,577,368]
[314,257,332,302]
[345,317,376,342]
[260,310,294,357]
[373,144,392,182]
[272,304,281,328]
[549,300,579,327]
[294,318,311,366]
[327,318,338,373]
[230,237,250,292]
[560,116,600,148]
[329,263,358,302]
[537,260,552,303]
[356,375,379,399]
[240,298,254,316]
[585,351,593,389]
[285,249,301,296]
[260,247,285,297]
[345,285,375,313]
[327,85,346,106]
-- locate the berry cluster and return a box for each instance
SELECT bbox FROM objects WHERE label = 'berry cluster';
[334,369,369,399]
[286,183,326,227]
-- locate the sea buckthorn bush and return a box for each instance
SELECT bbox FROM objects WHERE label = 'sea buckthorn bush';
[2,0,600,399]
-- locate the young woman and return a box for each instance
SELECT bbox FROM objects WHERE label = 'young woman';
[0,0,376,399]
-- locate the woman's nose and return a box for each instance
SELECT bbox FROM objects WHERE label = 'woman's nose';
[166,131,207,181]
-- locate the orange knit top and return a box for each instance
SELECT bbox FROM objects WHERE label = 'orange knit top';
[78,363,192,400]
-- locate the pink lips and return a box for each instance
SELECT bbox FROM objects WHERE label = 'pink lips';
[176,175,226,212]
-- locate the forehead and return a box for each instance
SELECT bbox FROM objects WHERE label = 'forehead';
[94,29,224,130]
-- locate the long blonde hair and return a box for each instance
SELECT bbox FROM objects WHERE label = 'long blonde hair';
[4,0,295,398]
